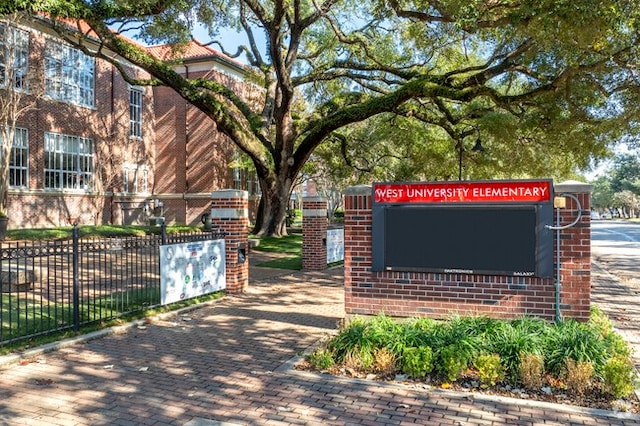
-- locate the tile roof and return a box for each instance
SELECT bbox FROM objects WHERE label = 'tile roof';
[146,39,242,67]
[42,17,244,70]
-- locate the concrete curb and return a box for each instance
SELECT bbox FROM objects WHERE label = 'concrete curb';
[282,354,640,422]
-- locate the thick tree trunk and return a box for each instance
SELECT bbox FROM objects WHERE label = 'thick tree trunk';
[252,175,293,237]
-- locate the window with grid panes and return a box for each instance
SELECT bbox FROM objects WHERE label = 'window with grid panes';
[44,132,94,190]
[44,40,94,107]
[129,86,143,138]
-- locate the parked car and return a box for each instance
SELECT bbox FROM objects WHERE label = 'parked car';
[590,211,600,220]
[600,211,612,219]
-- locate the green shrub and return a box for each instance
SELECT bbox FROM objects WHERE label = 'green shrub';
[440,344,470,382]
[488,319,546,378]
[474,353,505,388]
[590,306,632,358]
[545,320,607,375]
[401,346,434,378]
[328,317,371,362]
[602,355,637,398]
[307,349,335,370]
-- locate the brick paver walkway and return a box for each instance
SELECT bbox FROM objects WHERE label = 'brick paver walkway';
[0,256,639,425]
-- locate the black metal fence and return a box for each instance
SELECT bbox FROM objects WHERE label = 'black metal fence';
[0,226,225,346]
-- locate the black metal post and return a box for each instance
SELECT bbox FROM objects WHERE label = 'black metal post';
[161,220,166,245]
[72,223,80,331]
[458,144,463,181]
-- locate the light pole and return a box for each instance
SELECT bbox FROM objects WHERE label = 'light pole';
[458,136,485,180]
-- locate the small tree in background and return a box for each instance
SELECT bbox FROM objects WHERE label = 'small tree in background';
[0,13,37,222]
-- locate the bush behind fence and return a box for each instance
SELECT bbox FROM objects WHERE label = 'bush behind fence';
[0,226,225,346]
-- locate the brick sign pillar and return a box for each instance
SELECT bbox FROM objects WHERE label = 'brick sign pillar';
[210,190,249,294]
[343,185,372,311]
[302,196,328,270]
[554,180,593,320]
[342,181,593,322]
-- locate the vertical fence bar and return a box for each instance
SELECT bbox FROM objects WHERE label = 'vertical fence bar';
[72,224,80,331]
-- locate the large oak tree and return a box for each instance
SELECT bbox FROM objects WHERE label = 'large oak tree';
[4,0,640,235]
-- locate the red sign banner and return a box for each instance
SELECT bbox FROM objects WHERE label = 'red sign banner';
[373,180,552,204]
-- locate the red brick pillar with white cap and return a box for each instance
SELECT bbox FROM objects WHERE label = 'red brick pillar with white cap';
[302,196,328,270]
[554,180,593,320]
[210,189,249,294]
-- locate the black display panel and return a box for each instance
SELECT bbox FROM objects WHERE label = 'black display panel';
[373,204,553,277]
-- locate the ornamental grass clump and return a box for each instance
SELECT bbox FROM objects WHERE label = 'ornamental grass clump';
[518,352,545,389]
[563,358,594,395]
[373,347,397,376]
[312,311,635,405]
[487,318,546,379]
[544,320,607,376]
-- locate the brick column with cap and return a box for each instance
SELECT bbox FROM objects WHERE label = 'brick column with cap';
[342,182,593,321]
[210,189,249,294]
[554,180,593,320]
[302,196,328,270]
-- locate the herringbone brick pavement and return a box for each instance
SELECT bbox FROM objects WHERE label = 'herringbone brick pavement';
[0,256,638,425]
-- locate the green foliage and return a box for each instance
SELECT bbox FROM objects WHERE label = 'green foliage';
[328,317,372,362]
[544,320,607,375]
[324,310,635,397]
[474,353,505,388]
[401,346,434,378]
[439,344,470,382]
[611,153,640,194]
[488,317,547,378]
[307,349,335,370]
[590,306,631,358]
[18,0,640,235]
[602,355,637,398]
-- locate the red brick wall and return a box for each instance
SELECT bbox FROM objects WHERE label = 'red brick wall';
[5,22,259,229]
[302,197,327,270]
[210,189,249,294]
[151,67,257,226]
[6,23,156,228]
[343,182,592,321]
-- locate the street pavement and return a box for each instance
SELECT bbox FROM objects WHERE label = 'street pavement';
[0,250,639,425]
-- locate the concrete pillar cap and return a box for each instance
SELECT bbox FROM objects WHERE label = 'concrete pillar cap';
[302,196,326,202]
[343,185,372,196]
[211,189,249,199]
[554,180,593,194]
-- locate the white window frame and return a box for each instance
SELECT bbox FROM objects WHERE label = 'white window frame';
[1,127,29,188]
[44,132,94,191]
[122,166,129,193]
[142,169,149,193]
[129,86,143,138]
[122,163,149,194]
[0,24,29,90]
[44,40,95,107]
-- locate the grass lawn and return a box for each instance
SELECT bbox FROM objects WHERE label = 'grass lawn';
[251,233,302,254]
[251,234,304,269]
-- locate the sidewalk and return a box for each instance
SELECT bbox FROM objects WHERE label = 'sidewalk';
[0,253,639,425]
